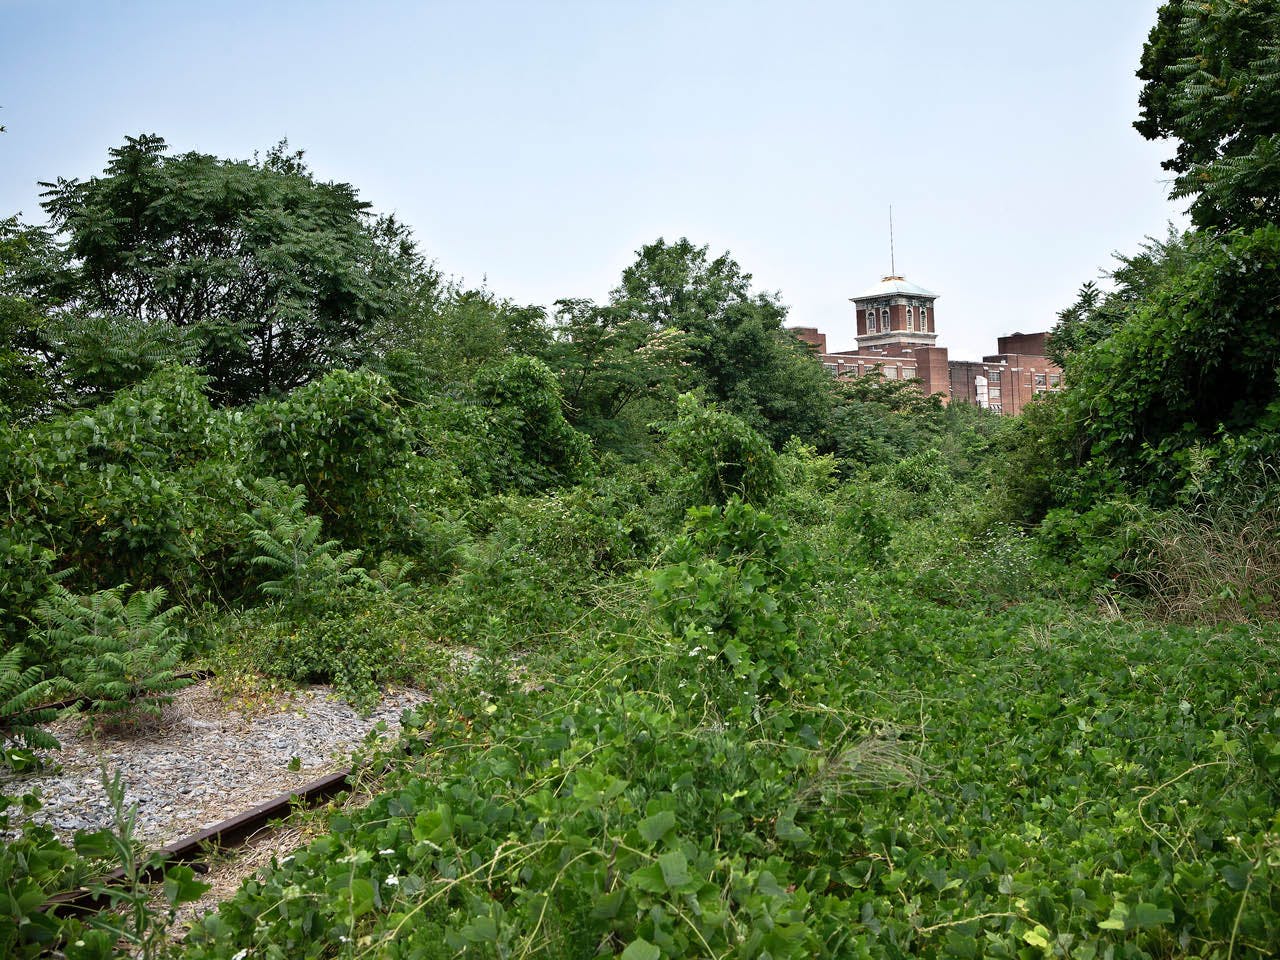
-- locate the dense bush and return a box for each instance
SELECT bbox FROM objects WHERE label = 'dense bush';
[1064,226,1280,502]
[660,393,780,510]
[0,645,63,769]
[1,366,242,600]
[652,499,814,702]
[0,522,61,652]
[475,355,592,493]
[252,368,424,550]
[214,591,427,709]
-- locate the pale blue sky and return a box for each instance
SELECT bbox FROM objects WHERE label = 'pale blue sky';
[1,0,1182,360]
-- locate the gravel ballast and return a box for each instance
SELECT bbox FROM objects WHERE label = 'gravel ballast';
[1,681,430,847]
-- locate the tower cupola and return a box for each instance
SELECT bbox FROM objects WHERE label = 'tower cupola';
[850,275,939,350]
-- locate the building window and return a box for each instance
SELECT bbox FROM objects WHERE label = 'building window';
[884,366,898,379]
[823,362,837,372]
[902,366,917,379]
[989,369,1001,384]
[881,308,890,329]
[919,306,927,329]
[1034,372,1047,390]
[989,385,1001,402]
[1049,373,1061,388]
[906,306,914,331]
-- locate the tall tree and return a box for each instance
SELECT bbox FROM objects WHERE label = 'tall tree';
[1047,226,1195,370]
[1137,0,1280,230]
[611,238,832,445]
[27,135,413,403]
[546,297,689,451]
[371,283,553,394]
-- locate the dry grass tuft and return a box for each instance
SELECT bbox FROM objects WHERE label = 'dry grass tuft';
[1134,490,1280,624]
[797,724,931,806]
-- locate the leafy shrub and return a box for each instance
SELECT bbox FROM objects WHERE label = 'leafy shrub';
[651,499,814,702]
[985,392,1082,523]
[2,776,210,959]
[486,484,650,575]
[1,366,243,600]
[1064,225,1280,502]
[829,482,893,564]
[887,447,953,498]
[214,586,429,709]
[660,393,780,510]
[233,478,368,612]
[212,477,445,706]
[0,524,61,652]
[475,354,592,493]
[402,394,498,500]
[431,539,592,653]
[1035,498,1157,601]
[33,584,190,719]
[771,438,839,526]
[0,793,92,958]
[252,368,421,550]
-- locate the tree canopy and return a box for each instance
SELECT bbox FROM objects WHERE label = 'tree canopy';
[23,135,413,403]
[610,238,832,446]
[1137,0,1280,230]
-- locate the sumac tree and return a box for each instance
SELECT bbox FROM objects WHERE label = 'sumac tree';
[28,135,413,403]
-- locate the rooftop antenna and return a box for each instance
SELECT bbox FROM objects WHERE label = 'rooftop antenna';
[889,204,897,277]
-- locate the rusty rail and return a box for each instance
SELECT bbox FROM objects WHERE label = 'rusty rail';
[43,767,353,914]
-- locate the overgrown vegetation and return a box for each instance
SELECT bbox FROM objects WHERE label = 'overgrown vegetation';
[3,2,1280,955]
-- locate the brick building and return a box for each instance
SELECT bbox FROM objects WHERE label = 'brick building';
[789,274,1062,415]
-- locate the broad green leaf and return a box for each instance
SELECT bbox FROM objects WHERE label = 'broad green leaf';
[620,937,661,960]
[639,810,676,844]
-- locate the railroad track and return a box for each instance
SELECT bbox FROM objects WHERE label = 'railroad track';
[18,669,395,916]
[44,766,355,914]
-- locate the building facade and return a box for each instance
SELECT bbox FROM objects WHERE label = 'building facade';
[789,275,1062,415]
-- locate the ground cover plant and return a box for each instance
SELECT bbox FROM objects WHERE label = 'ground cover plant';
[176,502,1280,959]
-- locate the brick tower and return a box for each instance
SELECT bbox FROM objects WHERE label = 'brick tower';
[851,276,939,350]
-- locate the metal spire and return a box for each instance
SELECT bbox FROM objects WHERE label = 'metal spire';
[889,205,897,277]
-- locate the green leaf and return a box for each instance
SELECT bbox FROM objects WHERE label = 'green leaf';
[1222,862,1251,891]
[462,913,499,943]
[72,829,119,860]
[657,850,692,891]
[163,864,211,907]
[775,810,809,846]
[591,888,626,920]
[638,810,676,844]
[620,937,661,960]
[1128,902,1174,929]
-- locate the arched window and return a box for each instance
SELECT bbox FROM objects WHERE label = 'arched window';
[906,306,914,331]
[881,307,890,330]
[867,308,877,333]
[919,305,928,330]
